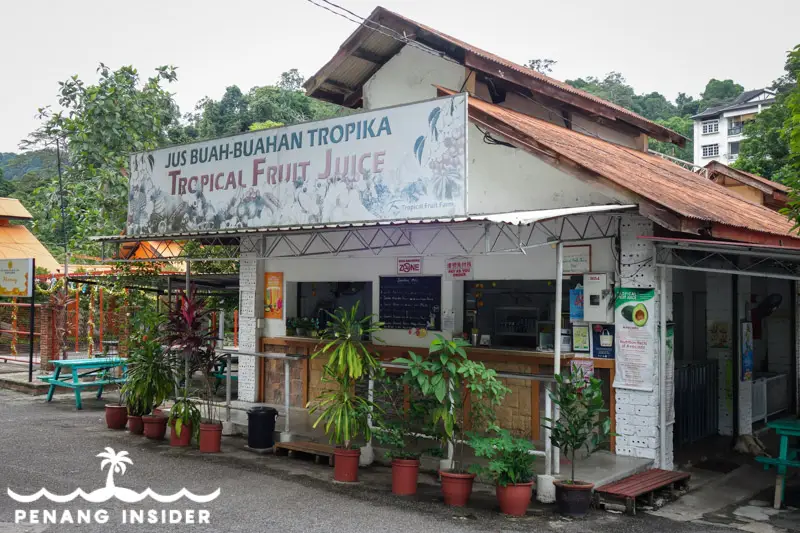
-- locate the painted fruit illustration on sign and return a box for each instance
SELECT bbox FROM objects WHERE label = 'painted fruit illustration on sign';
[621,303,648,326]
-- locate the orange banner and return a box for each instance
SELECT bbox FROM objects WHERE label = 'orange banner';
[264,272,284,319]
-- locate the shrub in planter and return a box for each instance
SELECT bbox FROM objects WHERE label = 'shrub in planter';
[309,303,382,482]
[395,335,509,506]
[374,419,423,495]
[544,367,614,517]
[469,426,537,516]
[168,393,201,447]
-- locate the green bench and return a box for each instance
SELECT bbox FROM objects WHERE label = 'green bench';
[41,358,127,410]
[213,357,238,393]
[758,418,800,509]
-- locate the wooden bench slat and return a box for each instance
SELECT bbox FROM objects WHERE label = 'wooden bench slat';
[275,442,335,454]
[597,469,690,498]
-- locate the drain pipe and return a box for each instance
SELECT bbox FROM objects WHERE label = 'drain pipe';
[659,266,667,469]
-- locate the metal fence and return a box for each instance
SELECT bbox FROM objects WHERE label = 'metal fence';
[674,359,719,449]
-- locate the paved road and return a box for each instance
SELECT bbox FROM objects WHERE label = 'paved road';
[0,390,731,533]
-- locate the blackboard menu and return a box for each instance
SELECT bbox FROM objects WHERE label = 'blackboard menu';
[379,276,441,331]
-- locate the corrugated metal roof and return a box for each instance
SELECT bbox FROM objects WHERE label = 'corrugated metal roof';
[0,225,61,272]
[445,87,799,242]
[704,160,789,194]
[306,6,685,145]
[93,205,636,244]
[0,198,33,220]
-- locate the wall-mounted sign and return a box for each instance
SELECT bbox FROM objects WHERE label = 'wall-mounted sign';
[562,245,591,275]
[0,259,33,298]
[613,287,655,391]
[445,256,473,280]
[569,288,584,321]
[397,257,422,275]
[572,325,590,352]
[264,272,284,319]
[127,94,468,236]
[741,321,753,382]
[591,324,615,359]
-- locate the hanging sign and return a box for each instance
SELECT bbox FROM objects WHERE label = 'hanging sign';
[591,324,615,359]
[613,287,655,391]
[569,288,584,321]
[741,321,754,382]
[397,257,422,275]
[445,256,472,280]
[127,94,468,236]
[264,272,284,319]
[0,259,33,298]
[572,325,590,352]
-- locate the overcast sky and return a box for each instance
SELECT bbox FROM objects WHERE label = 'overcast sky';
[2,0,798,153]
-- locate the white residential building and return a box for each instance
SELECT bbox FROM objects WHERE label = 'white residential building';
[692,88,775,165]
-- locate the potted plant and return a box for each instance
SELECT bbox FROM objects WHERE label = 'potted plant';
[309,317,320,338]
[163,288,220,452]
[308,302,383,482]
[105,398,128,430]
[295,317,311,337]
[543,367,613,517]
[168,390,201,447]
[396,335,509,506]
[286,317,297,337]
[121,330,174,440]
[469,426,537,516]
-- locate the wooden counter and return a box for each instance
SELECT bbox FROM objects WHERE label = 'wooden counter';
[260,336,616,447]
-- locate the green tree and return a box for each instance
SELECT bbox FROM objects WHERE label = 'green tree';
[649,115,694,162]
[0,167,10,197]
[26,64,180,255]
[774,45,800,226]
[567,72,638,112]
[525,58,557,74]
[698,78,744,110]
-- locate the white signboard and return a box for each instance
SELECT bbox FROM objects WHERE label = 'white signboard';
[562,245,591,275]
[127,94,468,236]
[445,256,473,280]
[0,258,33,298]
[397,257,422,275]
[613,287,655,391]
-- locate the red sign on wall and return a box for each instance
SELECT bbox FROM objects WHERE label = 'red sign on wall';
[445,256,473,280]
[396,257,422,275]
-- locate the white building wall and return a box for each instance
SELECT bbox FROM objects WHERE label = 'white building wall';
[614,215,673,468]
[706,272,734,436]
[737,275,752,436]
[237,237,264,402]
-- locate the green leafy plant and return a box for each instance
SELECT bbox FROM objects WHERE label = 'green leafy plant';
[543,367,613,484]
[168,392,201,440]
[395,335,509,472]
[372,368,434,460]
[468,426,536,486]
[312,302,383,380]
[121,323,174,417]
[309,366,376,448]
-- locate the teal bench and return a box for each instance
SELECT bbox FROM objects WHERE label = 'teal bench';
[758,418,800,509]
[41,358,127,410]
[213,357,238,393]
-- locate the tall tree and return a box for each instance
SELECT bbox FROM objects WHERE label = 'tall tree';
[698,78,744,110]
[525,58,557,75]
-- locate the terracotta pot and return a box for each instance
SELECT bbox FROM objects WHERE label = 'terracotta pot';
[104,405,128,430]
[554,480,594,517]
[391,458,420,495]
[142,415,168,440]
[333,448,361,482]
[199,422,223,453]
[127,415,144,435]
[496,481,534,516]
[440,471,476,507]
[169,420,192,447]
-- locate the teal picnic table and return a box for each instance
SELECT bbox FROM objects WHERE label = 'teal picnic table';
[39,358,127,410]
[756,418,800,509]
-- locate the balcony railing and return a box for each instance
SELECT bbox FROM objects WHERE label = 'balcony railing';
[728,125,744,136]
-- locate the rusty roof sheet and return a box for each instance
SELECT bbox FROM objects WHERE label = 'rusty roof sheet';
[444,88,798,241]
[307,6,684,145]
[0,198,33,220]
[704,160,790,194]
[0,224,61,272]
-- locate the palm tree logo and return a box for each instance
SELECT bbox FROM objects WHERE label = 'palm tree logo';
[97,448,132,490]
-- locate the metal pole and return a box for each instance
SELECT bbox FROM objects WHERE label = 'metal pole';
[552,242,563,475]
[544,382,552,476]
[28,259,36,383]
[184,261,191,387]
[659,266,667,468]
[283,359,291,434]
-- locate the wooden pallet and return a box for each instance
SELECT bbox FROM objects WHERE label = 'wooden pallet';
[274,441,335,466]
[594,469,691,514]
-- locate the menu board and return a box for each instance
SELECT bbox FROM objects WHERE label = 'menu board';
[379,276,441,331]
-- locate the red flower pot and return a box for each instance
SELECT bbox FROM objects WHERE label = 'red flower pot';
[198,422,223,453]
[391,459,420,495]
[496,482,534,516]
[128,415,144,435]
[554,480,594,517]
[105,405,128,430]
[440,471,476,507]
[333,449,361,482]
[142,415,168,440]
[169,420,192,447]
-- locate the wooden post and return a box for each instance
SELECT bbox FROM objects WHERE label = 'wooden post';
[11,297,18,357]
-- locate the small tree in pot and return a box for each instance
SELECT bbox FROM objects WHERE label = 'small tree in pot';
[121,331,174,440]
[396,335,509,506]
[168,388,201,447]
[543,367,613,517]
[308,303,382,482]
[469,426,537,516]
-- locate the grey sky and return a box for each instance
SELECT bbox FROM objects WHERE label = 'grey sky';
[2,0,798,153]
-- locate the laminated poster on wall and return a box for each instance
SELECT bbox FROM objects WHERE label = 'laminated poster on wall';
[741,321,754,382]
[569,288,584,322]
[571,358,594,379]
[591,324,615,359]
[665,323,675,423]
[264,272,284,320]
[613,287,655,391]
[572,325,590,352]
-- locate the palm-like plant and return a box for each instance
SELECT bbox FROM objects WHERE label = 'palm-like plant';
[309,366,375,448]
[312,302,382,380]
[121,327,174,416]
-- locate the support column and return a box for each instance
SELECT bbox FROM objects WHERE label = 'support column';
[614,215,672,469]
[706,272,734,436]
[237,238,261,406]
